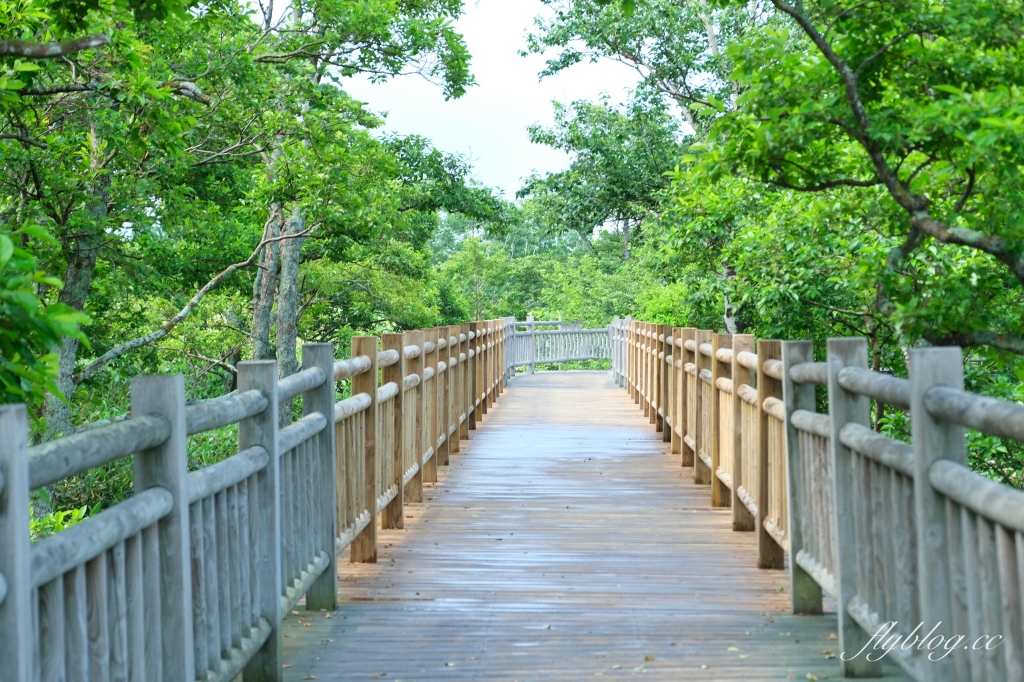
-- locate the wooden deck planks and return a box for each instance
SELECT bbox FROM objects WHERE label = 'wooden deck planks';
[281,371,905,681]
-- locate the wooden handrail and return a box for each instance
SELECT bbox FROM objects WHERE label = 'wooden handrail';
[1,317,513,678]
[619,320,1024,682]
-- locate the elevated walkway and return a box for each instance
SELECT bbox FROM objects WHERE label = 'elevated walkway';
[282,372,903,680]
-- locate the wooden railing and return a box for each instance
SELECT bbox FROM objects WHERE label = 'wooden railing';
[615,318,1024,681]
[506,315,619,376]
[0,318,511,681]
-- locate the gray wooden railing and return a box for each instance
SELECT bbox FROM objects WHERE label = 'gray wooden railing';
[506,315,628,377]
[619,318,1024,681]
[0,319,511,681]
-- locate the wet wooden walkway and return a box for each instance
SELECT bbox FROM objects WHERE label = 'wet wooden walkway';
[281,371,904,681]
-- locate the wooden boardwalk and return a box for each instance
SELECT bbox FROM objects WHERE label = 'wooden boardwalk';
[282,371,904,681]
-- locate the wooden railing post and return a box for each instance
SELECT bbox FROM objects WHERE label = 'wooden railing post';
[481,324,490,414]
[910,346,966,682]
[424,328,440,482]
[302,343,338,610]
[669,327,682,455]
[732,333,756,531]
[680,327,697,468]
[458,324,470,442]
[350,336,379,563]
[711,333,733,507]
[756,340,785,570]
[0,405,31,679]
[465,323,476,430]
[781,340,822,614]
[438,326,453,464]
[406,330,425,504]
[236,362,282,679]
[629,320,637,402]
[382,333,405,529]
[694,329,713,484]
[624,316,633,392]
[825,338,880,676]
[487,321,496,409]
[131,374,196,681]
[526,314,536,375]
[630,319,638,403]
[659,324,671,440]
[643,323,652,420]
[470,322,481,428]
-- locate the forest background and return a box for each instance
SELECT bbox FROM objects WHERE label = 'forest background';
[3,0,1024,529]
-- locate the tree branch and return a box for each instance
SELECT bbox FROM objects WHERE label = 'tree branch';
[924,330,1024,356]
[0,132,47,149]
[0,34,109,59]
[73,228,312,384]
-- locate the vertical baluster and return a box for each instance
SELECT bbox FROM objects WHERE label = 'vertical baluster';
[407,330,425,501]
[216,490,230,660]
[125,532,144,682]
[109,540,129,682]
[190,500,207,679]
[203,495,220,672]
[996,524,1024,679]
[38,576,65,682]
[238,478,252,639]
[64,564,88,682]
[86,552,110,680]
[141,524,161,681]
[227,484,242,649]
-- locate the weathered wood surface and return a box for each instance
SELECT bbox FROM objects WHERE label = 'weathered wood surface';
[280,371,905,681]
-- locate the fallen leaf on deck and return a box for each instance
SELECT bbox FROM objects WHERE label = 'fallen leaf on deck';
[282,664,292,668]
[446,662,456,667]
[611,664,621,670]
[700,665,708,669]
[806,674,818,681]
[644,655,654,661]
[739,654,750,659]
[828,633,837,641]
[822,650,835,659]
[727,647,739,652]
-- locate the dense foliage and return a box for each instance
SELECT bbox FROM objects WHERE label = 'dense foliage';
[4,0,1024,523]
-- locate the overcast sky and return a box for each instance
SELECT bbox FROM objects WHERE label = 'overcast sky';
[341,0,641,199]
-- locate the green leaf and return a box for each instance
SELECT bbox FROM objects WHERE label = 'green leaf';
[0,235,13,268]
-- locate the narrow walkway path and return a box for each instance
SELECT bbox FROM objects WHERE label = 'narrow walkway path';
[282,372,902,681]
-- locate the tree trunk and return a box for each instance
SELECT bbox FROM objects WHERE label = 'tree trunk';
[722,263,744,334]
[275,209,306,425]
[42,192,105,441]
[252,203,283,360]
[621,218,631,261]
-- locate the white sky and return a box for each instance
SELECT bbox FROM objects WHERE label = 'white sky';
[341,0,641,199]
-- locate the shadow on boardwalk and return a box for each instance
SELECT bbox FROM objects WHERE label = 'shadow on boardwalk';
[282,371,905,681]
